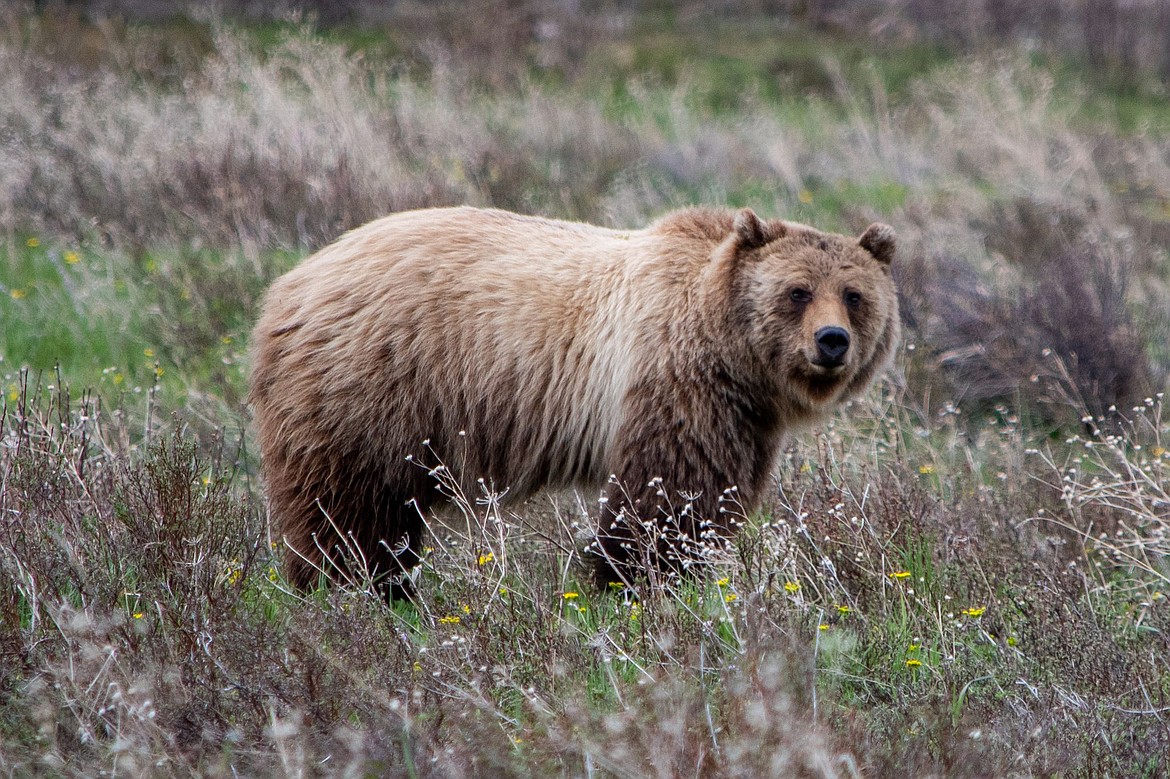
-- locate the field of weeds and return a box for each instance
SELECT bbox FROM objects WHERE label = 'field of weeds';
[3,2,1170,775]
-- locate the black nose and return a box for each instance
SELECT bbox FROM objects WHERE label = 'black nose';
[815,326,850,365]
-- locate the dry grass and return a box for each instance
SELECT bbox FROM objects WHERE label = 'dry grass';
[5,375,1170,775]
[0,8,636,252]
[0,382,856,776]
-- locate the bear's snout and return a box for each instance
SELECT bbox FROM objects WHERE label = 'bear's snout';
[814,326,850,367]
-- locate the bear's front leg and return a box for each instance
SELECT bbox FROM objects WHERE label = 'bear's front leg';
[592,474,721,589]
[589,373,783,590]
[590,429,752,589]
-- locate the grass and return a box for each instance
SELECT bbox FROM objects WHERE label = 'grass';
[5,381,1169,775]
[3,3,1170,776]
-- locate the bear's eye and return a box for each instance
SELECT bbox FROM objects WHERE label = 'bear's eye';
[844,290,863,309]
[789,288,812,304]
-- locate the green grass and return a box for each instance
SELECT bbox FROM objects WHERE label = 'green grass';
[2,238,155,389]
[1,236,298,436]
[582,15,954,112]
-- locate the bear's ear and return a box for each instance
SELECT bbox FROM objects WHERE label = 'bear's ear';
[858,223,896,265]
[733,208,784,252]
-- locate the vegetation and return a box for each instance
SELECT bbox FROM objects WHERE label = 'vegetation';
[3,2,1170,775]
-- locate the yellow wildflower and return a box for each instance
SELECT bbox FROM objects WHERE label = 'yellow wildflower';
[10,289,27,300]
[562,591,579,600]
[716,577,730,587]
[64,251,80,264]
[961,606,986,618]
[784,581,800,593]
[725,593,738,603]
[836,604,851,615]
[906,658,922,667]
[132,612,145,620]
[438,615,461,625]
[143,348,155,358]
[477,551,494,565]
[890,570,912,579]
[25,237,39,248]
[918,464,935,475]
[818,623,829,631]
[1153,447,1167,458]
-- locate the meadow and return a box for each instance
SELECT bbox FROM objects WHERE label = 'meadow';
[2,2,1170,775]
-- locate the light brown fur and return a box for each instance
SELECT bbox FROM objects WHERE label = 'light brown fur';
[249,206,900,593]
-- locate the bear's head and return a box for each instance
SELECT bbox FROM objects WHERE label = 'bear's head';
[722,208,900,412]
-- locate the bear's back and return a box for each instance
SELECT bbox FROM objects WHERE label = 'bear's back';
[250,207,688,499]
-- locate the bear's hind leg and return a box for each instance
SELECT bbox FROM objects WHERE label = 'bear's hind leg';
[274,475,427,602]
[361,498,426,602]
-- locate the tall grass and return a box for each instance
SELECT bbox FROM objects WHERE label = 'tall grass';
[5,373,1170,775]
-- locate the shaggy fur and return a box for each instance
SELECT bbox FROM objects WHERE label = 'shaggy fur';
[249,206,900,593]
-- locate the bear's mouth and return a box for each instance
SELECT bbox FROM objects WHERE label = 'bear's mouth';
[795,361,848,401]
[806,353,848,376]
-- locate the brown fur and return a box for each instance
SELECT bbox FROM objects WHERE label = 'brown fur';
[249,206,900,593]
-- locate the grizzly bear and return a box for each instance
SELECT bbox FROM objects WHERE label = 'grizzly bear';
[249,206,899,595]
